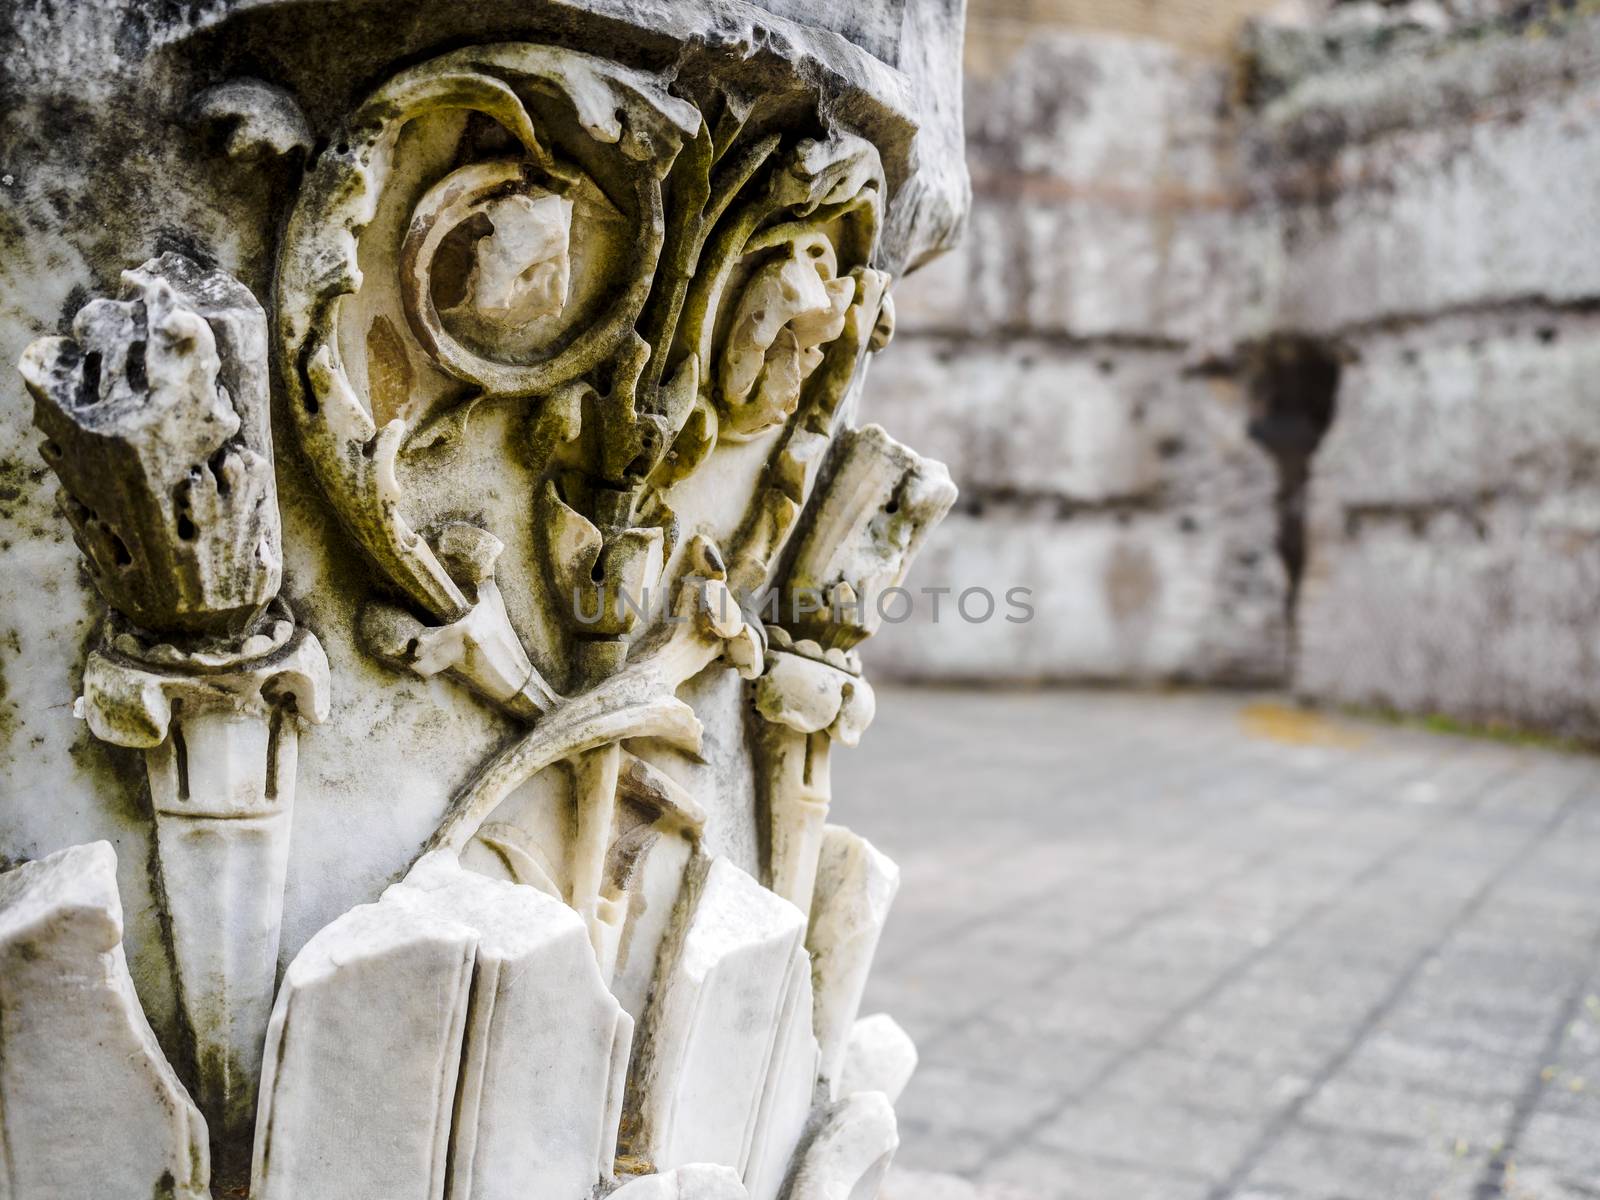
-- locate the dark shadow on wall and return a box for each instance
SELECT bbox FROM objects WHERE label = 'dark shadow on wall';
[1243,336,1341,637]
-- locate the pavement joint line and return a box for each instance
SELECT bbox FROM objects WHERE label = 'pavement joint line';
[903,740,1466,1063]
[865,719,1240,884]
[875,731,1317,971]
[914,730,1466,1044]
[968,753,1531,1178]
[853,693,1595,1193]
[1468,866,1600,1198]
[1196,770,1593,1200]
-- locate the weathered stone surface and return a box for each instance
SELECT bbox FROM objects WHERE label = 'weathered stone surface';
[862,338,1287,684]
[387,852,634,1200]
[0,0,967,1050]
[809,828,901,1098]
[839,1014,919,1105]
[865,340,1276,502]
[1295,312,1600,740]
[251,897,477,1200]
[609,1163,750,1200]
[867,505,1288,684]
[1247,25,1600,334]
[873,6,1600,740]
[0,843,209,1200]
[1306,313,1600,512]
[625,857,817,1199]
[785,1092,899,1200]
[2,0,965,1191]
[896,33,1246,346]
[863,28,1282,688]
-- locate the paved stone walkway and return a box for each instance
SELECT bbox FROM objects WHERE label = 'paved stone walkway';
[834,688,1600,1200]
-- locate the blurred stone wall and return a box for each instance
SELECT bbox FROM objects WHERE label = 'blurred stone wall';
[865,0,1600,741]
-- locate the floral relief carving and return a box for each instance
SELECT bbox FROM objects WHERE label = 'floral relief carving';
[6,14,964,1199]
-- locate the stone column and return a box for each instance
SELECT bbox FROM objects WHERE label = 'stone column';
[0,0,969,1194]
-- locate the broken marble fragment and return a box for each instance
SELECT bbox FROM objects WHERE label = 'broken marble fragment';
[778,424,957,650]
[250,897,477,1200]
[454,192,574,327]
[807,827,900,1096]
[744,947,822,1200]
[626,857,818,1200]
[785,1092,898,1200]
[0,843,209,1200]
[20,252,279,635]
[387,852,634,1200]
[838,1014,918,1105]
[609,1163,750,1199]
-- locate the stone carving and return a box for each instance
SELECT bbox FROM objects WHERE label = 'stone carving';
[79,608,330,1145]
[20,252,329,1153]
[390,853,633,1200]
[252,852,632,1200]
[251,880,478,1200]
[3,1,966,1195]
[777,424,958,650]
[20,254,281,636]
[839,1014,919,1105]
[622,856,817,1198]
[785,1093,900,1200]
[0,844,209,1200]
[808,829,901,1098]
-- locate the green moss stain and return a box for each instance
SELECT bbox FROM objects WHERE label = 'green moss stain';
[0,453,47,524]
[1342,703,1599,756]
[0,664,13,749]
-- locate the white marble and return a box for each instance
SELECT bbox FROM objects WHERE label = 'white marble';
[839,1014,919,1105]
[807,828,901,1095]
[610,1163,751,1199]
[627,856,817,1197]
[251,895,477,1200]
[1,3,966,1193]
[0,843,209,1200]
[387,852,633,1200]
[786,1092,899,1200]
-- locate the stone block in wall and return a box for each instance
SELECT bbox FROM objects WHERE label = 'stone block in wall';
[893,30,1251,346]
[889,203,1017,337]
[1295,501,1600,741]
[1310,312,1600,507]
[1250,16,1600,333]
[862,339,1272,506]
[1011,199,1266,349]
[967,33,1232,190]
[863,506,1288,685]
[861,337,1287,684]
[1295,313,1600,740]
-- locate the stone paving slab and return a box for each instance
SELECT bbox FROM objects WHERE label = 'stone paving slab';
[835,688,1600,1200]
